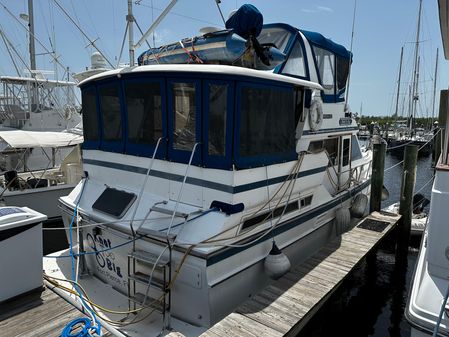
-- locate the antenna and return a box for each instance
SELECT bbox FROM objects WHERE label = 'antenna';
[214,0,226,25]
[344,0,357,109]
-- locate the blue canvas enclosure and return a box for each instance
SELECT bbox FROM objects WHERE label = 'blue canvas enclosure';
[300,30,351,60]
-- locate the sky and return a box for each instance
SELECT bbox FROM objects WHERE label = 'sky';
[0,0,447,119]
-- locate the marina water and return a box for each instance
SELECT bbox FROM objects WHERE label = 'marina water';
[42,150,433,336]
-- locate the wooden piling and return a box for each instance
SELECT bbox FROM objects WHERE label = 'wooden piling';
[397,144,418,251]
[434,90,448,164]
[370,142,386,212]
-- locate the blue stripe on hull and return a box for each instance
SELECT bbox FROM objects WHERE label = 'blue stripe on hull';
[83,159,326,194]
[206,179,370,266]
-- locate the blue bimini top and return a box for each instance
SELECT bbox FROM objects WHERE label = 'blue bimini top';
[300,30,351,60]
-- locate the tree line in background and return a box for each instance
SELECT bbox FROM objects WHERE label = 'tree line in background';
[358,116,436,128]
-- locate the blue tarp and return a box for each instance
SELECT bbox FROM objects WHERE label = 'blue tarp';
[300,30,351,59]
[225,4,263,39]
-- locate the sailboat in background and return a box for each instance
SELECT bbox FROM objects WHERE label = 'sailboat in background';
[387,0,434,158]
[0,0,83,221]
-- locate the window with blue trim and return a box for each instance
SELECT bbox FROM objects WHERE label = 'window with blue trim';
[124,81,162,146]
[313,46,335,96]
[239,85,295,158]
[258,27,292,53]
[99,84,122,142]
[336,55,350,97]
[172,82,196,151]
[207,84,227,156]
[282,40,306,78]
[81,88,99,143]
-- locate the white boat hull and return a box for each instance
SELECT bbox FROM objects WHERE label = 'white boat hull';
[56,181,368,328]
[3,184,76,221]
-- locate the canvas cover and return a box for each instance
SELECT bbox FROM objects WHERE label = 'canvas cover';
[0,130,83,151]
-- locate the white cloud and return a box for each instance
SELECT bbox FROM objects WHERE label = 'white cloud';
[301,8,317,13]
[302,6,333,14]
[317,6,333,12]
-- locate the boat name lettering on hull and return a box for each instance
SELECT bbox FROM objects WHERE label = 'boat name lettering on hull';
[87,232,123,279]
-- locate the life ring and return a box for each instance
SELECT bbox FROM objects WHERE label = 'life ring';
[308,99,323,131]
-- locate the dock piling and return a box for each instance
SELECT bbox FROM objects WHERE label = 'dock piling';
[397,144,418,252]
[434,90,448,165]
[370,142,386,212]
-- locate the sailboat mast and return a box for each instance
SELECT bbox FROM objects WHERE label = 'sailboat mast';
[127,0,135,66]
[411,0,423,129]
[394,47,404,120]
[28,0,36,72]
[431,48,439,127]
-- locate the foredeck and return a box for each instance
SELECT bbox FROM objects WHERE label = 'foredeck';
[0,211,399,337]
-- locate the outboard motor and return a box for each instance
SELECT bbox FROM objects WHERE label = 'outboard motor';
[225,4,271,66]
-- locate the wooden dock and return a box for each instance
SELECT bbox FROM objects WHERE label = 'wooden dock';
[172,210,401,337]
[0,211,399,337]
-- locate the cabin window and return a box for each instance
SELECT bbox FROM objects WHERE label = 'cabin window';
[300,195,313,208]
[342,138,350,166]
[240,201,299,232]
[313,46,335,95]
[82,88,99,142]
[239,85,295,157]
[124,81,162,145]
[258,27,292,52]
[282,40,306,78]
[99,84,122,141]
[336,56,350,93]
[172,83,196,151]
[324,138,339,166]
[294,87,305,124]
[208,84,227,156]
[308,138,339,166]
[351,135,363,160]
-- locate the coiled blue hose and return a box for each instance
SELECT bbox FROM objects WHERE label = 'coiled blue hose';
[61,317,92,337]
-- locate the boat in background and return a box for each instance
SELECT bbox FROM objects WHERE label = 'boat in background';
[0,129,83,222]
[43,4,372,336]
[384,192,430,237]
[405,1,449,335]
[0,1,82,172]
[358,124,371,140]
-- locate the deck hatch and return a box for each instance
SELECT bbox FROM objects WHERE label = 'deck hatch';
[357,219,389,232]
[92,187,136,218]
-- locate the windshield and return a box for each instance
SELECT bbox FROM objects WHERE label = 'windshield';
[258,27,293,52]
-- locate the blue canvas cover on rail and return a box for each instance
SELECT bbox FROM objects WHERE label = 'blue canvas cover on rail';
[225,4,263,39]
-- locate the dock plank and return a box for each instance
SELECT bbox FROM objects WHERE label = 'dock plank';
[199,211,400,337]
[2,211,398,337]
[0,287,101,337]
